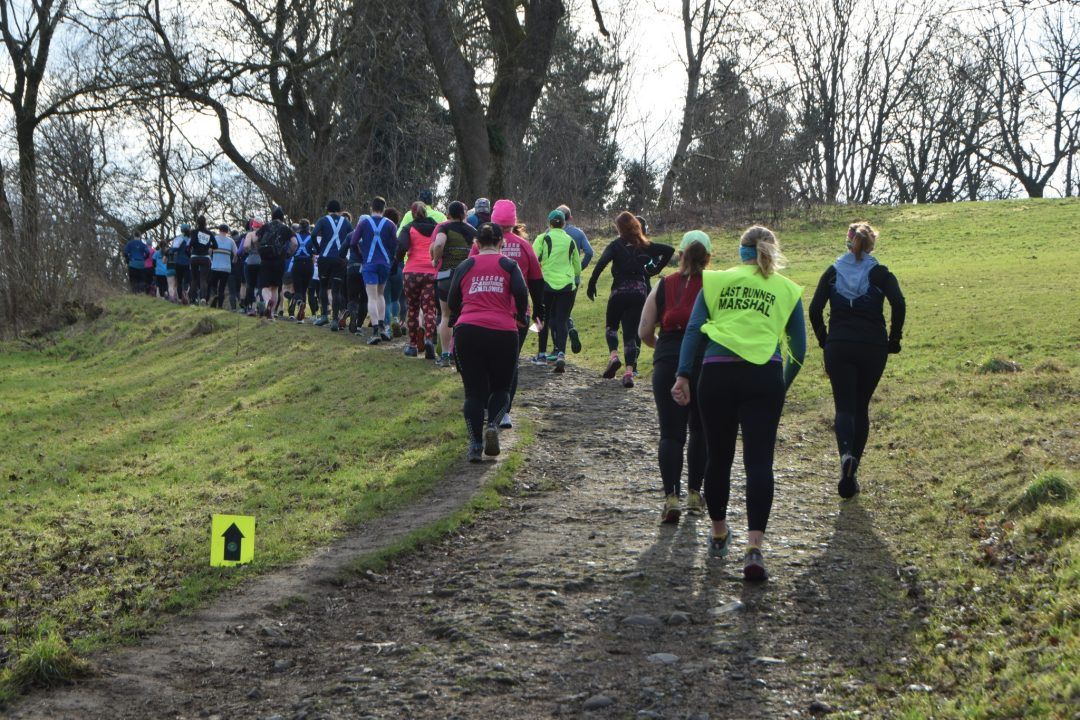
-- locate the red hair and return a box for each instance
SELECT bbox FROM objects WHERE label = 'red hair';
[615,211,649,248]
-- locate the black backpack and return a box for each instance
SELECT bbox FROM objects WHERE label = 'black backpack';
[257,222,292,261]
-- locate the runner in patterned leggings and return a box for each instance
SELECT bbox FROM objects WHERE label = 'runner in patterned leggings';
[396,202,439,359]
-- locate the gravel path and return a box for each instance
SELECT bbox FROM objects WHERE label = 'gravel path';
[12,361,917,719]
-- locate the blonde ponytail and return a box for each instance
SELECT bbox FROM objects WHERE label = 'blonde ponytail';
[846,222,878,261]
[739,225,787,278]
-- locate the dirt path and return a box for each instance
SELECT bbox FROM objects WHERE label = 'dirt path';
[12,362,917,719]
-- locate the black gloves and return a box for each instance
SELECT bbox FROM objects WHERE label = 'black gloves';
[586,285,597,301]
[888,339,902,354]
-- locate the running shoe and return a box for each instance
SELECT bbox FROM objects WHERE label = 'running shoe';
[686,490,705,516]
[621,371,635,388]
[483,424,501,457]
[297,306,305,322]
[838,454,860,499]
[602,354,622,379]
[569,326,582,354]
[743,547,768,581]
[380,328,393,342]
[467,442,483,463]
[499,413,513,430]
[660,494,681,524]
[313,315,329,327]
[288,315,296,322]
[424,341,436,360]
[434,353,450,368]
[330,322,339,332]
[546,353,559,363]
[531,353,548,366]
[403,345,418,357]
[367,333,381,345]
[709,530,731,559]
[553,353,566,374]
[338,314,348,330]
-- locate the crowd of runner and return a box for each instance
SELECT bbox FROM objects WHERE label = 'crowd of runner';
[123,197,905,582]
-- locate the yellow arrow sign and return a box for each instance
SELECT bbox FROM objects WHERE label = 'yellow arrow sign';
[210,514,255,567]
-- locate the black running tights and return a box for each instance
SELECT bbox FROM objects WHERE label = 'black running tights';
[652,353,705,497]
[605,291,645,369]
[697,361,785,532]
[824,341,888,462]
[454,324,519,443]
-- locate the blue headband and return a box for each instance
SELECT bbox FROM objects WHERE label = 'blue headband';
[739,245,758,262]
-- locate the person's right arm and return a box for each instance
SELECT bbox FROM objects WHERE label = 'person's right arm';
[677,291,707,379]
[586,243,614,300]
[447,258,473,326]
[808,266,833,348]
[638,281,661,348]
[395,226,411,265]
[503,257,529,326]
[430,230,446,265]
[876,266,906,353]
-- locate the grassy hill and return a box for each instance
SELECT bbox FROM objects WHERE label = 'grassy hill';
[1,198,1077,715]
[0,302,472,698]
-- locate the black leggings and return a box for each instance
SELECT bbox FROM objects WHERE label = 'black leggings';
[346,264,369,326]
[540,288,576,355]
[190,258,211,303]
[652,350,705,497]
[127,268,144,293]
[454,324,519,443]
[291,259,314,313]
[697,361,785,532]
[824,341,888,462]
[174,265,190,302]
[605,291,645,369]
[228,266,242,309]
[319,257,346,319]
[244,265,260,308]
[209,270,230,308]
[308,279,321,315]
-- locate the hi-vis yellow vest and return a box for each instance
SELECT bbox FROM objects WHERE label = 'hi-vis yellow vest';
[701,265,803,364]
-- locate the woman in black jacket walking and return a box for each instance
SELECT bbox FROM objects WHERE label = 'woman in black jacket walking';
[808,221,906,499]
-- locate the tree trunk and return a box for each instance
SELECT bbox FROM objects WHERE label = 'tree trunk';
[420,0,563,200]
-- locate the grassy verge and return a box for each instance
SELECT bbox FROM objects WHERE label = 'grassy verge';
[351,421,533,576]
[0,299,473,698]
[571,198,1079,717]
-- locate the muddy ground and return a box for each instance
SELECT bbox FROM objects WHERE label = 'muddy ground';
[11,361,917,719]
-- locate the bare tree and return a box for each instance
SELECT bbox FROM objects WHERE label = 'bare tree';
[970,6,1080,198]
[656,0,741,210]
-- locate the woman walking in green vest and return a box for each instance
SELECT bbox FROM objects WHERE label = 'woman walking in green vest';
[671,226,806,581]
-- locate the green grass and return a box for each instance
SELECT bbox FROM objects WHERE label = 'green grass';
[1,198,1077,715]
[0,300,479,696]
[575,198,1080,718]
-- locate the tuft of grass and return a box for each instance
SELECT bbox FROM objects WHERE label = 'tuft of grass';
[1033,358,1068,374]
[978,357,1023,373]
[0,625,93,702]
[1014,472,1077,513]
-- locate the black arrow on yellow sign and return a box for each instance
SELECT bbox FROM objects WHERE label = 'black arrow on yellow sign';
[222,523,244,562]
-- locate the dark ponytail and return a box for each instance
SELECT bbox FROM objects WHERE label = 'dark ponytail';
[477,222,503,248]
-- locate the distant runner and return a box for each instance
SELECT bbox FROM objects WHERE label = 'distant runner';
[808,222,906,499]
[532,209,581,374]
[586,212,674,388]
[431,200,478,368]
